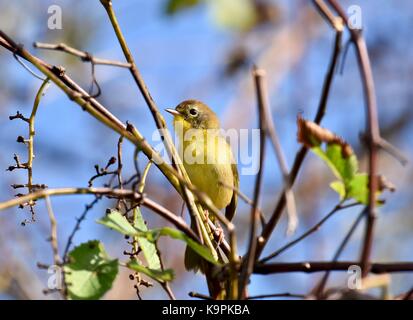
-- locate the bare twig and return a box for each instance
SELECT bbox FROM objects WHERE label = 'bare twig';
[13,52,46,80]
[326,0,381,278]
[255,67,297,235]
[156,244,176,301]
[247,292,306,300]
[63,196,101,261]
[238,67,268,299]
[44,196,61,266]
[115,136,127,210]
[33,42,132,68]
[259,202,359,263]
[255,7,343,259]
[254,261,413,274]
[8,78,50,221]
[188,292,214,300]
[359,133,408,166]
[312,208,366,298]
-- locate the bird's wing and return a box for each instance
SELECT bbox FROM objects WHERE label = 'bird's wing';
[225,161,239,221]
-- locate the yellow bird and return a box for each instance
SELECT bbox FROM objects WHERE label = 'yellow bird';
[166,100,238,271]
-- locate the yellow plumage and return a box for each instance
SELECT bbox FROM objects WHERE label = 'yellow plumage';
[166,100,238,272]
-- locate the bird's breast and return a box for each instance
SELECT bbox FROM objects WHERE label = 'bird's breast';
[180,134,234,210]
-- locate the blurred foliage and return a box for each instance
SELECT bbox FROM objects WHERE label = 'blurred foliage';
[165,0,201,15]
[209,0,258,32]
[165,0,280,32]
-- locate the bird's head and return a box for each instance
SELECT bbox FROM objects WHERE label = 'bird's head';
[166,100,220,130]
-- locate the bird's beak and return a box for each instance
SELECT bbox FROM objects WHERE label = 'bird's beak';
[165,108,181,116]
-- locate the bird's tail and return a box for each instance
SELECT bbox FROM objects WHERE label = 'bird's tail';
[184,218,226,299]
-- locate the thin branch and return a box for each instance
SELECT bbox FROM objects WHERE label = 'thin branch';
[255,10,343,259]
[254,261,413,274]
[156,244,176,301]
[8,78,50,221]
[359,134,408,166]
[115,136,127,210]
[63,196,101,261]
[13,52,46,80]
[247,292,306,300]
[28,78,50,194]
[312,208,366,298]
[44,196,61,266]
[238,67,268,299]
[44,196,65,299]
[259,202,359,263]
[188,292,214,300]
[257,67,297,235]
[326,0,381,278]
[0,187,199,242]
[33,42,132,68]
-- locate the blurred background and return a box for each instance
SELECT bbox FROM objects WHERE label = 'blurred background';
[0,0,412,299]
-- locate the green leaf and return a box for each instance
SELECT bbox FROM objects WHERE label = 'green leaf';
[127,261,174,282]
[330,180,345,200]
[151,227,219,265]
[348,173,369,205]
[98,211,219,265]
[312,144,358,183]
[325,144,358,183]
[208,0,258,32]
[166,0,200,15]
[298,118,393,205]
[97,211,137,236]
[133,208,161,270]
[64,240,118,300]
[312,143,364,203]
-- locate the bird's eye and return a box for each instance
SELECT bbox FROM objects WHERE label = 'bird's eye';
[189,108,198,116]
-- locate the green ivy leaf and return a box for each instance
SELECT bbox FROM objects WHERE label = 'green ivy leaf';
[64,240,118,300]
[166,0,200,15]
[127,261,174,282]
